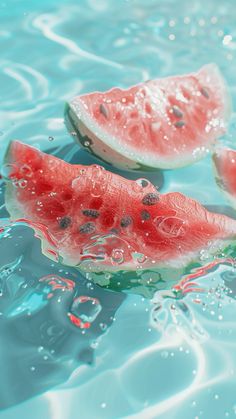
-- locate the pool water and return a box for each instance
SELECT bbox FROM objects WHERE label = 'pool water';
[1,0,236,417]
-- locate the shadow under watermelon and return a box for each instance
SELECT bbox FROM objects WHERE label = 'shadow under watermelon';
[0,223,125,410]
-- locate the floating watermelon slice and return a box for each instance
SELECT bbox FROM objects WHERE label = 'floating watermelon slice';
[213,147,236,207]
[65,64,231,170]
[3,141,236,272]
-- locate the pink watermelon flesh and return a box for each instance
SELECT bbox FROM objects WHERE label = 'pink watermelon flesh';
[66,64,231,170]
[213,147,236,207]
[4,141,236,272]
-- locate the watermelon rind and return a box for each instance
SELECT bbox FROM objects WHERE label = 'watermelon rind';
[65,64,231,171]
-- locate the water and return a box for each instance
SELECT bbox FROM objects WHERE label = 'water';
[1,0,236,417]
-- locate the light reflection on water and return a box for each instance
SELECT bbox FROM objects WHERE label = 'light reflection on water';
[1,0,236,418]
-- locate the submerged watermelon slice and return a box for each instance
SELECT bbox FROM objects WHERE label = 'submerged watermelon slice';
[65,64,231,170]
[213,147,236,207]
[3,141,236,272]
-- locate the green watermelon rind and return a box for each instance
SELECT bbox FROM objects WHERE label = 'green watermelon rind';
[4,141,236,276]
[65,64,231,171]
[64,102,149,171]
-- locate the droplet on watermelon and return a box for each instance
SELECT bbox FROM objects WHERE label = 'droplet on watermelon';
[3,141,236,272]
[213,147,236,207]
[65,64,231,170]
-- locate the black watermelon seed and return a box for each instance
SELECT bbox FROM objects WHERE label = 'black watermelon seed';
[99,104,108,118]
[120,215,132,228]
[200,87,209,99]
[172,105,183,118]
[142,193,159,206]
[141,210,151,220]
[174,120,185,128]
[79,222,96,234]
[82,209,100,218]
[59,216,72,229]
[110,228,119,235]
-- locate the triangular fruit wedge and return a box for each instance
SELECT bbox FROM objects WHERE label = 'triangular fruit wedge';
[213,146,236,207]
[3,141,236,271]
[65,64,231,170]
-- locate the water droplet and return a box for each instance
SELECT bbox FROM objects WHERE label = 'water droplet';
[70,296,102,327]
[99,322,107,332]
[90,165,107,197]
[20,164,32,177]
[137,253,147,264]
[16,179,28,189]
[48,136,54,141]
[136,178,150,188]
[154,216,186,237]
[111,248,124,265]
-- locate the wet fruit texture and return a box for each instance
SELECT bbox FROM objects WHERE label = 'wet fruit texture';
[66,64,231,170]
[4,141,236,272]
[213,147,236,208]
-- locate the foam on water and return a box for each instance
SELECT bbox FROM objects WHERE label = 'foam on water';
[1,0,236,418]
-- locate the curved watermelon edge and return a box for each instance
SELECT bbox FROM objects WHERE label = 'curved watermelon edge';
[66,98,207,170]
[65,64,231,170]
[202,64,232,123]
[65,102,157,172]
[212,146,236,209]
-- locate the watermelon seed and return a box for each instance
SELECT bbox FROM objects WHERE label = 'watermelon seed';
[142,193,159,206]
[141,209,151,220]
[79,222,96,234]
[99,104,108,119]
[82,209,100,218]
[172,106,183,118]
[110,228,119,235]
[120,215,132,227]
[200,87,209,99]
[174,120,185,128]
[59,216,72,229]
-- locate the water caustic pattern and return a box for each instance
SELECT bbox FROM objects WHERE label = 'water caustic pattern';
[1,0,236,418]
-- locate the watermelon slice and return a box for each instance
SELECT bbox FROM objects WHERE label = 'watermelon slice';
[213,147,236,207]
[3,141,236,272]
[65,64,231,170]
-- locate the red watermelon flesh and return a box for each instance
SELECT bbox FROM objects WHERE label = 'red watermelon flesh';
[66,64,231,170]
[3,141,236,272]
[213,147,236,207]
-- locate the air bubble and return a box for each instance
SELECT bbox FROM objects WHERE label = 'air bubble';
[111,248,124,265]
[15,179,28,189]
[70,296,102,327]
[48,136,54,141]
[20,164,32,177]
[136,178,150,188]
[99,323,107,332]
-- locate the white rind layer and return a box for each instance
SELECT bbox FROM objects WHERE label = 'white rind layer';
[67,64,231,170]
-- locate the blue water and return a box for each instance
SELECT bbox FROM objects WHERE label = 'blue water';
[1,0,236,417]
